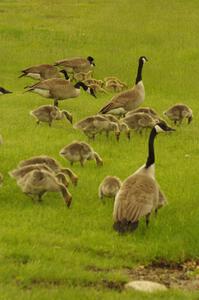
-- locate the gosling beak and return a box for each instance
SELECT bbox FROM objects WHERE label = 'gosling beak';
[188,116,193,124]
[67,115,73,124]
[66,197,72,208]
[166,126,176,132]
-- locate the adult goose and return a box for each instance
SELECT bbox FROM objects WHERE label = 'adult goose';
[99,56,148,117]
[19,64,69,80]
[25,79,96,106]
[113,121,175,233]
[54,56,95,73]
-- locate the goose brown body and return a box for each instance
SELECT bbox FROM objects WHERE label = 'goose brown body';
[54,56,95,73]
[60,141,103,167]
[19,64,62,80]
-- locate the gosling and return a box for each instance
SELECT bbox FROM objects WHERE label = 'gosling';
[60,141,103,167]
[163,104,193,125]
[30,105,72,126]
[123,112,157,134]
[98,176,122,200]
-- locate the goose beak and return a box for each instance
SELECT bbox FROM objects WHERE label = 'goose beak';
[89,88,97,98]
[166,126,176,132]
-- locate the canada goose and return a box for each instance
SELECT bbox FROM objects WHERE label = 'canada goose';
[73,70,93,81]
[9,163,69,187]
[123,112,157,134]
[19,64,69,80]
[103,114,131,140]
[54,56,95,73]
[99,56,148,116]
[74,115,120,141]
[16,169,72,206]
[60,141,103,167]
[163,104,193,125]
[125,107,159,119]
[25,79,96,106]
[98,176,122,199]
[0,87,12,94]
[30,105,72,126]
[18,155,78,186]
[113,122,175,233]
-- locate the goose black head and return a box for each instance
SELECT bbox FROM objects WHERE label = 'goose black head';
[155,121,175,133]
[87,56,95,66]
[139,56,148,64]
[60,69,70,80]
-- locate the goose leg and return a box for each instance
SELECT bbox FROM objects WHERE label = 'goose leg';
[146,213,151,227]
[54,99,59,107]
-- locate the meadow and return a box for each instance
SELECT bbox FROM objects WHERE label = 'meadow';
[0,0,199,299]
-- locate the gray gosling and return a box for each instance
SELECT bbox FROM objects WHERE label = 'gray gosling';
[83,79,104,87]
[54,56,95,73]
[30,105,72,126]
[163,104,193,125]
[123,112,157,134]
[18,155,78,186]
[25,79,96,107]
[73,71,93,81]
[99,56,148,117]
[9,163,69,188]
[126,107,159,119]
[113,122,175,233]
[74,115,120,141]
[19,64,69,80]
[60,141,103,167]
[103,114,131,140]
[16,169,72,207]
[98,176,122,200]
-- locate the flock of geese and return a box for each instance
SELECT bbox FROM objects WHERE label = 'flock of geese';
[0,55,193,233]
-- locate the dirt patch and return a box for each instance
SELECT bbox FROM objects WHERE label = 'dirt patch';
[125,260,199,290]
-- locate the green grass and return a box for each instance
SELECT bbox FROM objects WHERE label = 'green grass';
[0,0,199,298]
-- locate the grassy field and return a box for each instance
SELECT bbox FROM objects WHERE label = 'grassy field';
[0,0,199,299]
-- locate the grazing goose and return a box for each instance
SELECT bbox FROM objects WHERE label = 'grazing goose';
[25,79,96,106]
[126,107,159,119]
[30,105,72,126]
[99,56,148,116]
[163,104,193,125]
[60,141,103,167]
[54,56,95,73]
[98,176,122,200]
[16,169,72,206]
[0,87,12,94]
[83,79,104,87]
[18,155,78,186]
[103,114,131,140]
[113,122,175,233]
[19,64,69,80]
[74,115,120,141]
[10,163,69,187]
[123,112,157,133]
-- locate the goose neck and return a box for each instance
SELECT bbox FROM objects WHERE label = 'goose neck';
[135,60,144,85]
[145,127,157,169]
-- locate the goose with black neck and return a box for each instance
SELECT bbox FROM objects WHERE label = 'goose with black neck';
[99,56,148,117]
[25,78,96,107]
[113,121,175,233]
